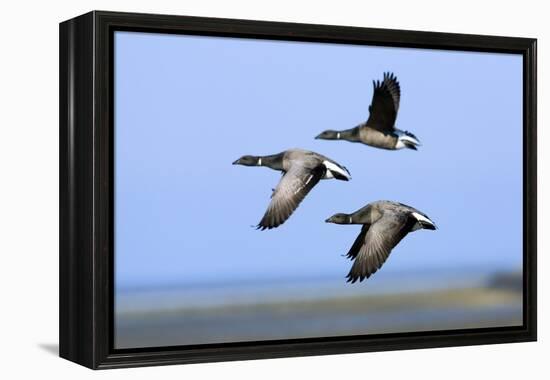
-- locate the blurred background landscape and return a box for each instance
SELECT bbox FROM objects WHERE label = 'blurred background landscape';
[115,267,522,348]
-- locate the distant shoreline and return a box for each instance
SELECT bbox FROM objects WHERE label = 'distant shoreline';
[115,285,522,348]
[116,268,522,313]
[117,286,521,317]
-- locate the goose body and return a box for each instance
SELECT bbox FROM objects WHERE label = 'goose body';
[233,149,351,230]
[316,72,421,150]
[326,200,436,283]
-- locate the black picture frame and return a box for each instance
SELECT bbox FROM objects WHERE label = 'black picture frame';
[59,10,537,369]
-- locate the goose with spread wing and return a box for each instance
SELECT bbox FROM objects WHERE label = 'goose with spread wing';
[233,149,351,230]
[326,200,436,283]
[316,72,420,150]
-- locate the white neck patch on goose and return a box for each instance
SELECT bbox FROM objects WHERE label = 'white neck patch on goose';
[336,132,341,139]
[257,158,262,166]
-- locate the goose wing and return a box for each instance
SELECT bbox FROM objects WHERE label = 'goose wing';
[346,209,414,283]
[365,72,400,133]
[344,224,370,260]
[257,163,325,230]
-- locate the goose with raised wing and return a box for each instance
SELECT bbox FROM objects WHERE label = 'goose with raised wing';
[315,72,420,150]
[233,149,351,230]
[326,200,436,283]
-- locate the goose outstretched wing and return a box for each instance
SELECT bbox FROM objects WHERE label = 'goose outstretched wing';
[346,209,414,283]
[257,164,325,230]
[365,72,400,133]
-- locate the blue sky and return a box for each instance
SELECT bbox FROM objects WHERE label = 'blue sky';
[114,31,523,289]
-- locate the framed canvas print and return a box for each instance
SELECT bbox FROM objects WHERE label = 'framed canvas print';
[59,11,537,369]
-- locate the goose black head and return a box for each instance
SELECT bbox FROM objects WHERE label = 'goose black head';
[325,213,352,224]
[232,155,260,166]
[315,130,340,140]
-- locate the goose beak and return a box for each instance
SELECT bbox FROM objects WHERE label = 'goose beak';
[315,133,322,139]
[325,217,333,223]
[232,159,240,165]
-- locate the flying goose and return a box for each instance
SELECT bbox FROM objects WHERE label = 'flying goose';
[326,200,436,283]
[315,72,421,150]
[233,148,351,230]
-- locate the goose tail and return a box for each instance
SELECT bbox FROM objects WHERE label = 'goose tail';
[322,160,351,181]
[411,212,437,231]
[395,130,421,150]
